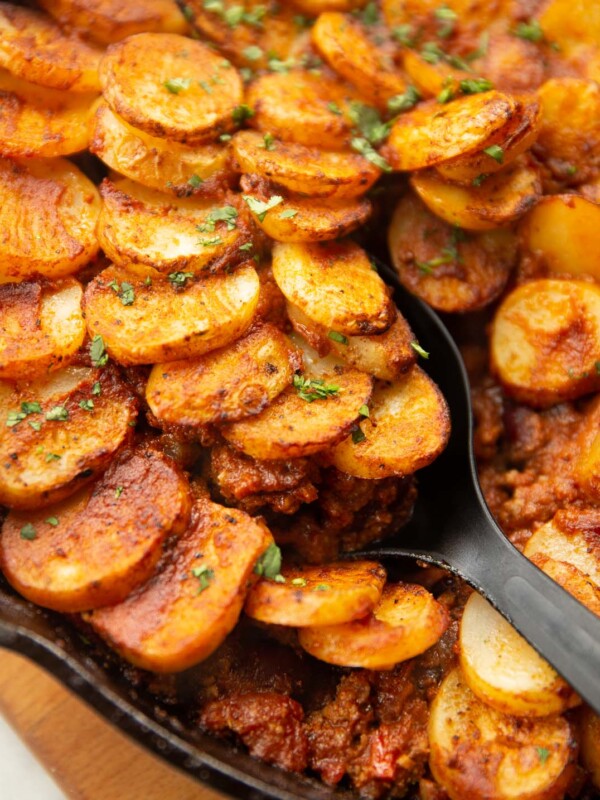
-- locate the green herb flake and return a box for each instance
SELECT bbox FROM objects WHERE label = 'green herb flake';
[28,420,42,431]
[79,399,94,412]
[197,205,238,233]
[243,45,263,61]
[115,486,124,499]
[91,382,101,396]
[315,583,331,591]
[351,137,391,172]
[536,747,550,764]
[262,132,276,150]
[20,523,36,541]
[411,341,430,359]
[388,85,421,114]
[21,401,42,415]
[188,174,204,189]
[45,516,59,527]
[254,542,283,578]
[483,144,504,164]
[328,330,348,345]
[435,5,457,37]
[393,24,415,47]
[279,208,298,219]
[219,133,232,142]
[566,164,578,176]
[6,410,26,428]
[291,577,307,587]
[327,101,342,115]
[181,4,194,21]
[352,425,366,444]
[118,282,135,306]
[358,404,370,418]
[460,77,493,94]
[90,334,108,367]
[359,1,378,25]
[164,77,191,94]
[514,19,543,42]
[198,79,213,94]
[437,85,455,103]
[45,452,61,462]
[293,374,340,403]
[239,242,253,252]
[242,194,284,221]
[232,104,255,124]
[191,564,215,594]
[348,101,390,145]
[472,173,489,187]
[46,405,69,422]
[199,235,223,247]
[168,271,195,288]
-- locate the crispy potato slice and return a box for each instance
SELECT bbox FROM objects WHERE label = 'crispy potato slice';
[529,555,600,617]
[0,446,190,612]
[402,49,470,98]
[0,363,137,509]
[429,668,577,800]
[311,12,406,107]
[539,0,600,56]
[520,195,600,280]
[232,130,379,199]
[580,706,600,789]
[247,70,363,150]
[384,91,517,171]
[0,157,100,283]
[0,69,96,157]
[459,592,578,718]
[574,396,600,502]
[411,160,541,231]
[90,101,230,196]
[381,0,503,30]
[87,498,273,672]
[298,583,449,668]
[97,178,253,274]
[147,324,300,426]
[332,366,450,479]
[84,263,260,365]
[388,194,516,312]
[39,0,187,44]
[272,241,394,336]
[99,33,242,145]
[0,279,85,381]
[245,561,386,627]
[490,279,600,406]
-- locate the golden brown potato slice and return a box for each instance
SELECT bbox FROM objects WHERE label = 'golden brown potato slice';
[529,555,600,617]
[99,33,242,145]
[97,178,253,274]
[0,279,85,381]
[520,195,600,281]
[0,69,96,157]
[298,583,449,669]
[311,12,406,107]
[146,324,300,426]
[90,100,230,196]
[381,0,502,30]
[459,592,578,718]
[0,446,191,612]
[84,263,260,365]
[574,396,600,502]
[580,706,600,789]
[245,561,386,627]
[0,363,137,509]
[402,49,470,98]
[272,241,394,336]
[539,0,600,58]
[332,366,450,479]
[388,194,516,313]
[411,160,542,231]
[429,668,577,800]
[39,0,187,45]
[490,279,600,406]
[384,91,517,171]
[87,498,273,672]
[0,157,100,283]
[232,130,380,199]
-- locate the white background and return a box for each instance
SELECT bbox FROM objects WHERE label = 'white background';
[0,713,64,799]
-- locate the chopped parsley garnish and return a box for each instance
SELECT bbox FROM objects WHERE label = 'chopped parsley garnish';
[188,174,204,189]
[197,205,238,232]
[388,85,421,113]
[243,45,263,61]
[200,235,223,247]
[293,374,340,402]
[514,19,543,42]
[291,577,307,587]
[90,335,108,367]
[22,401,42,415]
[20,523,36,541]
[315,584,330,591]
[327,101,342,115]
[219,133,232,142]
[483,144,504,163]
[118,282,135,306]
[279,209,298,219]
[352,425,366,444]
[181,4,194,21]
[191,564,214,594]
[472,173,489,187]
[46,406,69,422]
[115,486,124,499]
[198,80,213,94]
[351,137,391,172]
[28,420,41,431]
[262,132,276,150]
[232,104,255,124]
[460,78,493,94]
[348,102,390,146]
[45,516,59,527]
[328,330,348,345]
[411,341,430,359]
[435,5,457,38]
[358,1,378,25]
[254,542,283,579]
[415,252,453,273]
[45,452,61,462]
[168,271,194,288]
[393,24,415,47]
[420,41,471,71]
[91,382,101,396]
[242,194,284,221]
[268,56,296,73]
[79,399,94,412]
[358,404,370,418]
[437,84,455,103]
[536,747,550,764]
[239,242,253,252]
[163,77,191,94]
[6,401,42,428]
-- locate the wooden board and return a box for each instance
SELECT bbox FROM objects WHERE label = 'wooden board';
[0,650,228,800]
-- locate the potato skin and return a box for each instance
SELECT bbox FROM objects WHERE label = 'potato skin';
[0,446,191,612]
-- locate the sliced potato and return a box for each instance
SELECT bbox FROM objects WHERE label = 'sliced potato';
[298,582,449,668]
[87,498,273,672]
[0,68,96,157]
[520,195,600,281]
[97,178,253,274]
[539,0,600,58]
[90,100,230,196]
[529,555,600,617]
[272,241,394,336]
[402,49,471,98]
[381,0,502,30]
[232,130,380,199]
[574,396,600,502]
[429,668,577,800]
[0,364,137,509]
[411,160,542,231]
[147,324,300,426]
[384,91,517,171]
[0,279,85,381]
[490,279,600,406]
[388,193,516,312]
[0,446,190,612]
[0,157,100,283]
[580,706,600,789]
[245,561,386,627]
[99,33,242,145]
[332,366,450,479]
[84,263,260,365]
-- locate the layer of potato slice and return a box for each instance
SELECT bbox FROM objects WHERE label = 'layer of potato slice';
[0,446,191,612]
[332,366,450,479]
[388,194,516,312]
[580,706,600,790]
[0,2,101,92]
[411,160,541,231]
[245,561,386,627]
[402,49,471,98]
[0,363,137,509]
[272,241,394,336]
[0,279,85,381]
[490,279,600,406]
[90,100,230,196]
[384,91,516,171]
[147,324,300,426]
[529,555,600,617]
[84,263,260,365]
[39,0,187,45]
[459,592,579,718]
[87,498,273,672]
[574,396,600,502]
[429,668,577,800]
[97,177,253,274]
[520,195,600,281]
[298,583,449,669]
[0,69,96,157]
[232,130,380,199]
[99,33,242,145]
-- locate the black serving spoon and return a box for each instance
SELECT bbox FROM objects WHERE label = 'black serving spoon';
[364,259,600,716]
